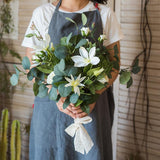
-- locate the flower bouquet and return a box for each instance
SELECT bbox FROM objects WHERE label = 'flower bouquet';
[10,13,140,154]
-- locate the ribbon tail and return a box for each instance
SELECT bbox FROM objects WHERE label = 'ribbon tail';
[65,124,77,137]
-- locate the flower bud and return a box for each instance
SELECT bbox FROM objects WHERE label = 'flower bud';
[81,27,91,36]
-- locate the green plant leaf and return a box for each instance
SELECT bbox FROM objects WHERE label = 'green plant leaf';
[89,85,96,94]
[65,66,77,76]
[65,17,76,24]
[127,76,133,88]
[70,93,79,104]
[63,97,70,109]
[27,68,37,81]
[82,13,87,26]
[66,33,72,45]
[132,58,141,74]
[49,87,58,101]
[10,74,18,86]
[120,71,131,85]
[13,64,20,76]
[52,76,63,83]
[37,84,48,98]
[114,44,119,55]
[54,59,65,76]
[25,33,35,38]
[81,105,90,114]
[54,46,68,59]
[75,39,87,49]
[75,99,83,107]
[58,83,72,97]
[36,66,53,74]
[22,56,31,70]
[33,82,39,96]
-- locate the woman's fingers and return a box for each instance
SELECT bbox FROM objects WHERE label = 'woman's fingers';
[76,112,88,118]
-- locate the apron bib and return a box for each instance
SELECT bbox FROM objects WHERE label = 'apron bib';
[29,1,115,159]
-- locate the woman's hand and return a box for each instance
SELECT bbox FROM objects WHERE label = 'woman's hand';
[56,98,96,119]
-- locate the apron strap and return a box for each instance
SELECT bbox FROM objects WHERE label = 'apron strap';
[55,0,62,11]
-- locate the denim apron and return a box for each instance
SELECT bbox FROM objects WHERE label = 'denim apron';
[29,1,115,159]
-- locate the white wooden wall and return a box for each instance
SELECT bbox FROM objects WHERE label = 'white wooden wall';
[113,0,160,159]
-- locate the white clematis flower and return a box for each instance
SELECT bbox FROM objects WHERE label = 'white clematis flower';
[31,55,40,67]
[71,47,100,67]
[98,75,109,84]
[98,34,106,41]
[47,71,55,84]
[33,34,51,53]
[81,27,91,36]
[65,74,86,96]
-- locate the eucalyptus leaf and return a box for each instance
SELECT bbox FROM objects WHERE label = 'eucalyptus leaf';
[58,83,72,97]
[37,84,48,98]
[63,97,70,109]
[13,64,20,76]
[52,76,63,83]
[27,68,37,81]
[70,93,79,104]
[75,39,87,49]
[82,13,87,26]
[49,87,58,101]
[54,46,68,59]
[10,74,18,86]
[65,66,77,76]
[54,59,65,76]
[22,56,31,70]
[120,71,131,85]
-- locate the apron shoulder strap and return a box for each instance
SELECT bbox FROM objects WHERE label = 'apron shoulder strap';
[55,0,62,11]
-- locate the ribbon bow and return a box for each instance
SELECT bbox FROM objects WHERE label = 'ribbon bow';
[65,116,94,154]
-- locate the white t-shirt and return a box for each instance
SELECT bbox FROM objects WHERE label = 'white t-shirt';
[21,1,123,48]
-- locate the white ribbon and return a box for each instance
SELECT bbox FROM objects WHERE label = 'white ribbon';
[65,116,94,154]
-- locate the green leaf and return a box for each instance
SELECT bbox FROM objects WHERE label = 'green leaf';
[89,85,96,94]
[25,33,35,38]
[10,74,18,86]
[54,59,65,76]
[120,71,131,85]
[37,84,48,98]
[75,39,87,49]
[95,82,105,90]
[65,17,76,25]
[22,56,31,70]
[60,37,67,45]
[65,66,77,76]
[13,64,20,76]
[114,44,119,55]
[127,77,133,88]
[27,68,37,81]
[113,61,120,70]
[84,79,93,85]
[66,33,72,45]
[49,87,58,101]
[54,46,68,59]
[82,13,87,26]
[58,83,72,97]
[75,99,83,107]
[36,66,53,74]
[83,64,92,73]
[132,58,141,74]
[33,82,39,96]
[81,105,90,114]
[10,50,21,61]
[70,93,79,104]
[52,76,63,83]
[63,97,70,109]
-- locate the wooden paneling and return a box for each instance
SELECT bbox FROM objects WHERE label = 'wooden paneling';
[115,0,160,159]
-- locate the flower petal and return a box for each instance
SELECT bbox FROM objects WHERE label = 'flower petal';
[65,83,71,87]
[79,47,89,59]
[89,47,96,59]
[65,77,72,83]
[74,62,88,67]
[79,76,86,82]
[90,57,100,65]
[71,56,84,63]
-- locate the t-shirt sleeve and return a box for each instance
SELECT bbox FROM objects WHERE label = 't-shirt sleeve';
[21,8,43,48]
[103,8,124,47]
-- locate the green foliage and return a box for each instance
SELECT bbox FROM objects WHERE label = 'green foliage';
[120,71,131,85]
[82,13,87,26]
[63,97,70,109]
[0,109,9,160]
[49,87,58,101]
[22,56,31,70]
[54,46,68,59]
[70,93,79,104]
[11,120,21,160]
[33,82,39,96]
[10,74,19,86]
[58,83,72,97]
[132,58,141,74]
[37,84,48,98]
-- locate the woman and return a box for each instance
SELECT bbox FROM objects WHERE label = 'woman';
[22,0,123,159]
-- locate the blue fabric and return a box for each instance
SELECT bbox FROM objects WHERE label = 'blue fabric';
[29,0,115,159]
